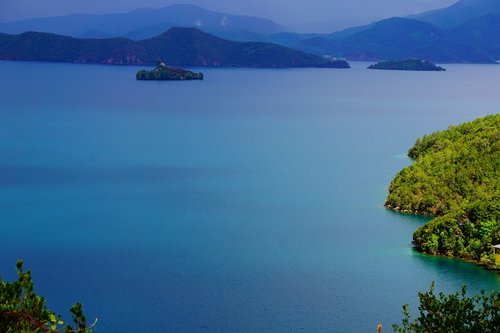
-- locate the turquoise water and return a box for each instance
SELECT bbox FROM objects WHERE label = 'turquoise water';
[0,61,499,332]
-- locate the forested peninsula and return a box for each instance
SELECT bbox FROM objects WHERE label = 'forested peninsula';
[0,28,349,68]
[385,114,500,269]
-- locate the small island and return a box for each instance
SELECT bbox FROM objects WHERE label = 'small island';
[324,59,351,68]
[367,59,446,71]
[136,61,203,80]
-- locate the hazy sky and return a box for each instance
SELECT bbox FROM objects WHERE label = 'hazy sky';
[0,0,458,26]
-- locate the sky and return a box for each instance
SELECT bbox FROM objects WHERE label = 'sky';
[0,0,458,30]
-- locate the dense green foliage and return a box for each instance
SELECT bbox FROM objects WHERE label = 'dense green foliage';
[0,28,347,68]
[136,62,203,80]
[385,115,500,267]
[393,283,500,333]
[368,59,445,71]
[0,261,93,333]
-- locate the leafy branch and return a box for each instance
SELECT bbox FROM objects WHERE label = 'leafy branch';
[0,260,96,333]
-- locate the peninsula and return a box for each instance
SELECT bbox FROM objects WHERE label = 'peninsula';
[136,62,203,80]
[0,28,349,69]
[385,114,500,269]
[368,59,446,71]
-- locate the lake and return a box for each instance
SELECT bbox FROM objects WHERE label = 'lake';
[0,61,499,332]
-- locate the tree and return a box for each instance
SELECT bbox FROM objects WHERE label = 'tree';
[0,260,96,333]
[385,114,500,267]
[393,283,500,333]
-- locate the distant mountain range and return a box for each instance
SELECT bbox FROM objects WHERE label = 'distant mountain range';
[1,0,500,63]
[293,17,493,63]
[266,0,500,62]
[0,28,345,68]
[448,14,500,59]
[0,4,290,40]
[409,0,500,28]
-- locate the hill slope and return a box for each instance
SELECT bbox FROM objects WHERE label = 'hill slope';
[410,0,500,28]
[447,14,500,60]
[385,115,500,268]
[0,28,345,68]
[299,17,489,62]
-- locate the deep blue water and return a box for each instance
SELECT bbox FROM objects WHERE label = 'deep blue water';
[0,61,499,332]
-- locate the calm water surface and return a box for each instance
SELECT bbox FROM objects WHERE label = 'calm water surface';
[0,61,499,332]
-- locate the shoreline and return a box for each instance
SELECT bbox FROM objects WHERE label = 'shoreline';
[384,205,500,273]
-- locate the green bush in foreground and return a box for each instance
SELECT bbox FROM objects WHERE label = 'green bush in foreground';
[393,283,500,333]
[385,114,500,267]
[0,260,94,333]
[3,262,498,332]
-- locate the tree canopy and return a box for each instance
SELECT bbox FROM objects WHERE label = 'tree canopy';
[386,114,500,268]
[393,283,500,333]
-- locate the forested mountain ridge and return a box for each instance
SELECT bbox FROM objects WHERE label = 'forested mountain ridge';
[295,17,495,62]
[2,2,500,63]
[0,28,347,68]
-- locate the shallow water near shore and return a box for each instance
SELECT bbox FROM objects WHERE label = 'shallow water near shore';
[0,61,499,332]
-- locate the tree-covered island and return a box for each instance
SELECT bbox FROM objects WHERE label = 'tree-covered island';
[368,59,446,71]
[385,114,500,269]
[136,61,203,80]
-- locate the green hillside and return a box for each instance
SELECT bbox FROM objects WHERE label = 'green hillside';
[386,115,500,268]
